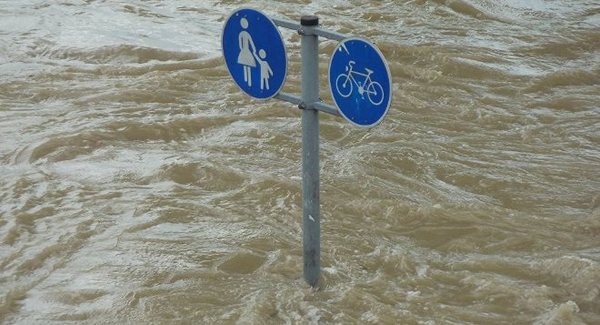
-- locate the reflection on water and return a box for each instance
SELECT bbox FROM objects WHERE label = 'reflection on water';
[1,0,599,323]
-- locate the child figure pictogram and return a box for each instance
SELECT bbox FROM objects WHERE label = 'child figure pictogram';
[256,49,273,90]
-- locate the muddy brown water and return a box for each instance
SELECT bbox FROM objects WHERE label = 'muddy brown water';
[1,0,599,324]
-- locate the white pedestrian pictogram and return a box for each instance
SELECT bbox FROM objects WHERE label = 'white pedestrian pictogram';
[256,49,273,90]
[237,18,257,87]
[237,17,273,90]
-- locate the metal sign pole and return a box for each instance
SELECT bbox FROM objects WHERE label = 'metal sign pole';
[224,9,391,288]
[300,15,320,287]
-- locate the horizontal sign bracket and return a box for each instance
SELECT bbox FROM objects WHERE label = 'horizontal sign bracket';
[275,92,340,116]
[272,17,349,41]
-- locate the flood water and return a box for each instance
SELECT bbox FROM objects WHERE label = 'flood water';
[1,0,599,323]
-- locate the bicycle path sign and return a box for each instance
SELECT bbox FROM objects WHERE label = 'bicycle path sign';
[222,8,287,99]
[328,38,392,127]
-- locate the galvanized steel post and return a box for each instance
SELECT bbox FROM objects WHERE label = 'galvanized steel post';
[300,15,320,287]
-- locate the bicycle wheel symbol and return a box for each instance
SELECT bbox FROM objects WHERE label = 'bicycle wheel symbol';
[367,81,384,106]
[335,74,353,98]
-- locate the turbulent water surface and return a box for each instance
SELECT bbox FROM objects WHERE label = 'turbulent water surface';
[1,0,599,323]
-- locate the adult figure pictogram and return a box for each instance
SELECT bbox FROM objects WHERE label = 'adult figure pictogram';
[237,18,257,87]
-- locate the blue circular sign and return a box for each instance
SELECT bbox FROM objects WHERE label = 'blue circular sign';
[328,38,392,127]
[222,8,287,100]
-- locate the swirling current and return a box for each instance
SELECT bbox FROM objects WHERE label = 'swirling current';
[1,1,599,324]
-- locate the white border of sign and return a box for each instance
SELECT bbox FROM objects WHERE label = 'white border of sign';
[328,37,392,128]
[221,8,288,100]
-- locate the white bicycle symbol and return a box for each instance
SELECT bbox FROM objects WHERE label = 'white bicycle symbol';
[335,61,384,106]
